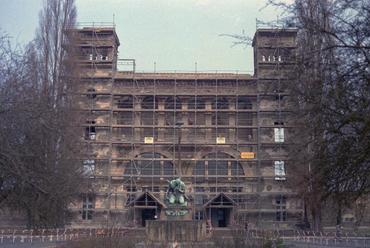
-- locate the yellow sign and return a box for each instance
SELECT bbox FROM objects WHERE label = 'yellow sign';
[216,137,226,144]
[240,152,255,159]
[144,137,154,144]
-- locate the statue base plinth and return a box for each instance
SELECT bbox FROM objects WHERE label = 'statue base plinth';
[146,220,206,242]
[163,206,191,220]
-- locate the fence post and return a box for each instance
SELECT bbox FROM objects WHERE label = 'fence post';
[20,230,25,243]
[12,229,16,243]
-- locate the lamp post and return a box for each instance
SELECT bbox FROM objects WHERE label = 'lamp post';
[175,122,183,178]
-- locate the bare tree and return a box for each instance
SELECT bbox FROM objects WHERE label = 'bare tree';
[268,0,370,230]
[0,0,82,228]
[224,0,370,231]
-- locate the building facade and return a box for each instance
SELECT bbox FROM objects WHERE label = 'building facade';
[71,26,302,229]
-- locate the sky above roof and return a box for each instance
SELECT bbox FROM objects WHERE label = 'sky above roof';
[0,0,284,72]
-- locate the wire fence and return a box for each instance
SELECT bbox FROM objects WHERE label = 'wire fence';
[1,227,369,247]
[282,230,370,248]
[0,227,133,245]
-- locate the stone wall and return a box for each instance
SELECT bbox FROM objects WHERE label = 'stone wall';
[146,220,206,242]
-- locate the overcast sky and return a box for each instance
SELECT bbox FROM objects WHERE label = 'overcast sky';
[0,0,284,72]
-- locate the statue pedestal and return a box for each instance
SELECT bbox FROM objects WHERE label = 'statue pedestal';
[146,220,206,242]
[162,207,192,221]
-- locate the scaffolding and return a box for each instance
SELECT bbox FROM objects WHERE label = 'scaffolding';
[73,24,302,230]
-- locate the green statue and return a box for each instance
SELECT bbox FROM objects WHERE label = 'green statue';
[166,178,188,206]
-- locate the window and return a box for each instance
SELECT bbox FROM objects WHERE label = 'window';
[211,112,229,125]
[274,90,285,100]
[141,112,156,125]
[87,88,96,99]
[208,160,228,175]
[115,112,132,125]
[83,159,95,176]
[231,162,244,176]
[275,195,287,221]
[237,96,253,110]
[165,112,182,126]
[188,97,205,109]
[194,210,204,220]
[165,96,182,110]
[194,161,206,175]
[212,97,229,110]
[194,152,243,177]
[274,128,284,142]
[85,121,96,140]
[237,113,254,126]
[274,161,286,180]
[116,95,133,109]
[142,96,158,109]
[124,153,174,176]
[262,55,266,62]
[82,195,94,220]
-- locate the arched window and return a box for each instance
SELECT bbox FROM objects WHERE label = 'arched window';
[116,95,133,109]
[206,153,229,176]
[231,161,244,176]
[212,97,229,110]
[142,96,158,109]
[124,152,174,176]
[188,97,205,109]
[193,152,244,176]
[194,161,206,175]
[165,96,182,110]
[237,96,253,109]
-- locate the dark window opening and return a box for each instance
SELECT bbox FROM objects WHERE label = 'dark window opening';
[165,96,182,110]
[275,195,287,221]
[87,88,96,99]
[231,162,244,176]
[142,96,158,109]
[193,152,244,177]
[274,90,285,101]
[188,97,205,109]
[212,97,229,110]
[124,153,174,176]
[116,95,133,109]
[115,112,133,125]
[194,161,206,175]
[237,113,254,126]
[85,121,96,140]
[82,195,94,220]
[237,96,253,109]
[211,112,229,126]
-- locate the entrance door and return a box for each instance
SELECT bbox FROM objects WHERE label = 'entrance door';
[141,209,156,227]
[217,209,227,227]
[210,208,230,227]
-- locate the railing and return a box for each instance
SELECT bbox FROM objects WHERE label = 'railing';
[121,69,254,74]
[0,227,133,245]
[117,59,136,72]
[75,22,115,28]
[284,230,370,247]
